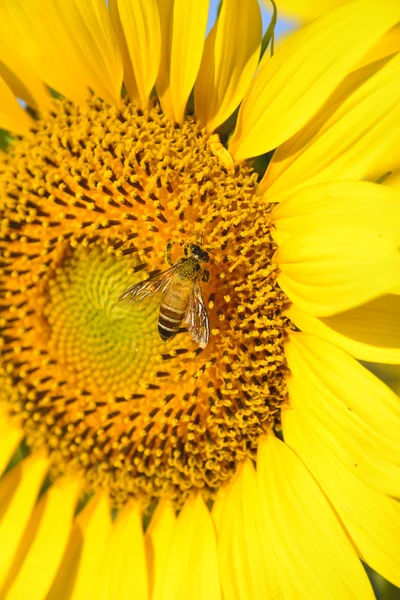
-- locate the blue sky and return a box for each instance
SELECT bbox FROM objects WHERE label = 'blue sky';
[206,0,297,37]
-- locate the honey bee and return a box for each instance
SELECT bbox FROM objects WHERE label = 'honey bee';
[119,240,211,348]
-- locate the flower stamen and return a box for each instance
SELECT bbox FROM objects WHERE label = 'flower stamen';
[0,97,291,507]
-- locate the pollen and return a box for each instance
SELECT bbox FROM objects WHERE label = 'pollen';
[0,97,291,507]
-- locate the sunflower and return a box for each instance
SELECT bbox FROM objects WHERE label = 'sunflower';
[0,0,400,598]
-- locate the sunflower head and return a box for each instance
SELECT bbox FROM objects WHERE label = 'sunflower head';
[1,0,400,598]
[1,93,292,507]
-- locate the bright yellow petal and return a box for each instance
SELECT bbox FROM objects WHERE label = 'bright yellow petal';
[2,476,81,600]
[287,295,400,364]
[109,0,161,108]
[388,170,400,190]
[0,454,49,590]
[0,75,33,136]
[259,53,400,197]
[229,0,400,160]
[156,0,209,123]
[70,494,113,600]
[257,436,375,599]
[285,332,400,497]
[274,212,400,316]
[158,494,221,600]
[194,0,261,132]
[0,412,23,476]
[283,407,400,587]
[95,501,148,600]
[211,482,231,533]
[145,499,176,600]
[271,180,400,244]
[218,460,282,600]
[154,0,175,118]
[46,515,82,599]
[0,58,52,113]
[0,0,122,106]
[367,132,400,183]
[47,493,112,600]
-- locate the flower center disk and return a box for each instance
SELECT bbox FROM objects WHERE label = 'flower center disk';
[0,98,290,506]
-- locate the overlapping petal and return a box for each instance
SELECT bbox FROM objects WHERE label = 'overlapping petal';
[96,501,148,600]
[110,0,161,108]
[1,477,81,599]
[273,181,400,315]
[259,52,400,197]
[0,413,23,477]
[0,0,122,106]
[0,76,33,136]
[0,455,49,591]
[257,436,375,599]
[271,180,400,243]
[287,295,400,363]
[194,0,262,132]
[47,493,112,600]
[145,499,176,600]
[229,0,400,160]
[0,57,52,114]
[156,0,209,123]
[283,405,400,586]
[157,495,221,600]
[284,332,400,498]
[218,460,281,600]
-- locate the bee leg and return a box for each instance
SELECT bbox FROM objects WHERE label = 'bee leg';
[202,269,211,283]
[166,240,174,266]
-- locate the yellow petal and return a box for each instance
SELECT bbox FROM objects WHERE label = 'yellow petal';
[95,501,148,600]
[0,75,33,136]
[285,332,400,497]
[211,482,231,533]
[0,454,49,590]
[274,218,400,317]
[229,0,400,160]
[72,494,113,600]
[145,499,176,600]
[156,0,209,124]
[367,131,400,183]
[154,0,175,119]
[283,406,400,587]
[0,412,23,476]
[257,436,375,599]
[0,0,122,106]
[46,514,82,599]
[259,52,400,197]
[287,295,400,364]
[194,0,261,132]
[110,0,161,108]
[388,171,400,191]
[158,494,221,600]
[218,461,282,600]
[2,476,81,600]
[0,58,52,113]
[271,180,400,244]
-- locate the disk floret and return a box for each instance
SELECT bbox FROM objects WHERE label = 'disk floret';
[0,97,290,506]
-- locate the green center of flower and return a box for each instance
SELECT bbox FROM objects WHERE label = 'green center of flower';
[46,248,162,396]
[0,97,291,507]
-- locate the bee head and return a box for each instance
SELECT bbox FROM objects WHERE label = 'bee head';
[190,244,209,263]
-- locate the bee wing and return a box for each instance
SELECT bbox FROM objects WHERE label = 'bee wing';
[119,266,176,304]
[184,279,210,349]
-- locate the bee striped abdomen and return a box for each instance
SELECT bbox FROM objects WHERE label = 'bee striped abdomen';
[158,285,190,342]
